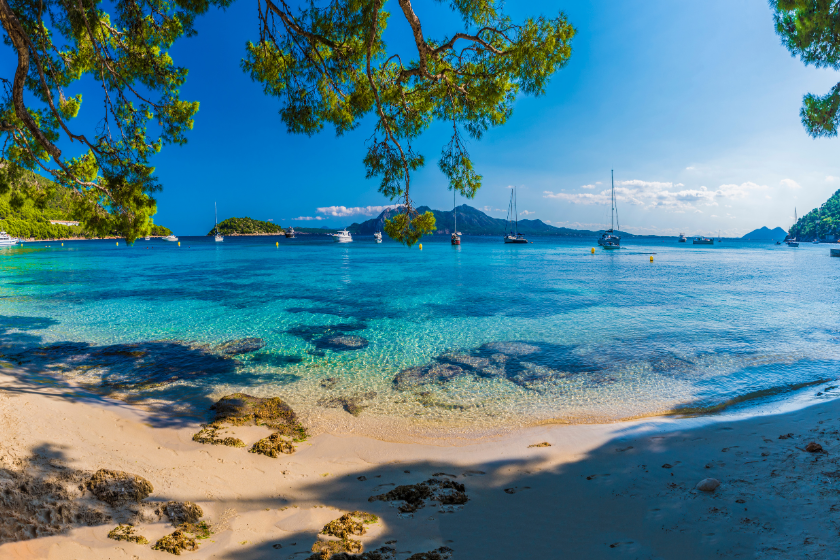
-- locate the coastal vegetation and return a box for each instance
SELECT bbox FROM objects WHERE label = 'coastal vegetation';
[772,2,840,137]
[789,188,840,240]
[0,170,171,239]
[210,217,283,236]
[1,0,576,245]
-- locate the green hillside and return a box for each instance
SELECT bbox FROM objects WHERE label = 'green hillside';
[0,168,171,240]
[210,217,284,236]
[789,189,840,241]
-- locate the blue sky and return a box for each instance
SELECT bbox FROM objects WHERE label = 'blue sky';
[6,0,840,236]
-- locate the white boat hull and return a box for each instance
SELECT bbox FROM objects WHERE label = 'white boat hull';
[215,235,223,242]
[334,237,352,243]
[0,239,19,247]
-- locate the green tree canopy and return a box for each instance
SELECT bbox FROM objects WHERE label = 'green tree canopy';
[772,1,840,137]
[1,0,575,244]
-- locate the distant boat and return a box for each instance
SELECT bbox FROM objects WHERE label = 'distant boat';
[0,231,20,246]
[786,208,799,247]
[679,233,687,243]
[451,191,461,246]
[598,170,620,249]
[374,232,382,243]
[331,229,352,243]
[504,186,528,244]
[214,202,223,242]
[285,227,296,239]
[693,237,714,245]
[144,236,150,241]
[162,235,178,242]
[814,208,821,243]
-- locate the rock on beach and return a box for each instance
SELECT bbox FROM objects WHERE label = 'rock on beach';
[696,478,720,493]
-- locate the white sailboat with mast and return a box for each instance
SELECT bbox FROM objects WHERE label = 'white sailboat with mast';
[451,190,461,245]
[786,207,799,247]
[214,202,223,242]
[504,186,528,244]
[598,170,621,249]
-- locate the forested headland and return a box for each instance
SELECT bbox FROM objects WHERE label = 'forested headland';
[789,189,840,241]
[210,217,284,236]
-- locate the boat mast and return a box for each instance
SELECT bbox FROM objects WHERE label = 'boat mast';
[454,190,457,234]
[214,202,218,234]
[514,187,519,236]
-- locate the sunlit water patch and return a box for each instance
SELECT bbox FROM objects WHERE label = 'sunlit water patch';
[1,236,839,436]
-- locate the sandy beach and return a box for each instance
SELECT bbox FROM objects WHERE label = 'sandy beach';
[1,365,838,560]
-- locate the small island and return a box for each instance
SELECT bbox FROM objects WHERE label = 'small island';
[208,217,284,236]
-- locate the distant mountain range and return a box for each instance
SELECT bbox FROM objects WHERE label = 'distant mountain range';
[346,204,637,238]
[740,226,787,240]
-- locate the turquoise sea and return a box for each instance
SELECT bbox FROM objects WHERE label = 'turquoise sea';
[1,235,839,435]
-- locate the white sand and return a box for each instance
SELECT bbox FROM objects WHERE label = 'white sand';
[1,367,838,559]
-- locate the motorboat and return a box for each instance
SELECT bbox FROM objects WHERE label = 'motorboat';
[285,227,296,239]
[374,232,383,243]
[331,229,352,243]
[785,238,799,247]
[162,235,178,242]
[214,202,223,242]
[678,233,687,243]
[504,187,528,244]
[598,170,621,250]
[693,237,714,245]
[144,236,150,241]
[0,231,20,246]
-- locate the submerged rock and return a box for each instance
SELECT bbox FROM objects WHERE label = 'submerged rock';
[314,335,369,352]
[696,478,721,493]
[86,469,153,506]
[393,363,467,391]
[107,524,149,544]
[407,548,454,560]
[320,377,340,389]
[478,341,541,356]
[318,392,377,416]
[806,442,823,453]
[215,338,265,355]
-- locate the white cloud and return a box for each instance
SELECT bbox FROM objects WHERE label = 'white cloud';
[316,205,398,217]
[686,166,696,171]
[580,184,596,189]
[596,182,602,185]
[780,178,802,189]
[293,216,326,221]
[827,176,839,183]
[520,210,535,216]
[543,179,767,211]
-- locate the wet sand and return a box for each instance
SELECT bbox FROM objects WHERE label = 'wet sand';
[1,366,838,560]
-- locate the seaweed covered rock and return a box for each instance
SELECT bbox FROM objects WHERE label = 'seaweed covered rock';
[210,393,307,439]
[321,511,378,539]
[308,546,396,560]
[250,433,295,457]
[311,537,363,559]
[153,529,199,555]
[107,524,149,544]
[406,547,454,560]
[368,479,467,514]
[215,338,266,356]
[86,469,153,506]
[191,425,246,448]
[164,501,203,526]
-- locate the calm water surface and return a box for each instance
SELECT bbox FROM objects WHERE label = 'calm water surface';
[1,235,839,434]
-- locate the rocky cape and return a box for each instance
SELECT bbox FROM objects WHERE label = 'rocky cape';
[346,205,638,238]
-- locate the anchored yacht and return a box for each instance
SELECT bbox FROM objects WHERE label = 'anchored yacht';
[331,229,353,243]
[598,170,621,250]
[0,231,20,246]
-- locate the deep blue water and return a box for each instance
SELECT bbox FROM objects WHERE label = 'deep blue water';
[1,235,839,432]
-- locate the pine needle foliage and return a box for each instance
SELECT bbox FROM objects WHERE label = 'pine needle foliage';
[771,1,840,137]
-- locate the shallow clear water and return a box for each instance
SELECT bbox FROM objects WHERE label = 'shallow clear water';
[1,235,839,434]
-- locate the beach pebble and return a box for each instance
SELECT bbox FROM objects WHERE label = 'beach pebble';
[661,464,672,469]
[779,433,794,440]
[805,442,823,453]
[696,478,721,493]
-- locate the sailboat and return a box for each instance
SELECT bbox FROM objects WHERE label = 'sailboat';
[786,207,799,247]
[451,190,461,246]
[214,202,223,242]
[504,187,528,244]
[598,170,621,249]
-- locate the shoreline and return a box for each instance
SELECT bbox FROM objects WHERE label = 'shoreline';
[2,364,839,558]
